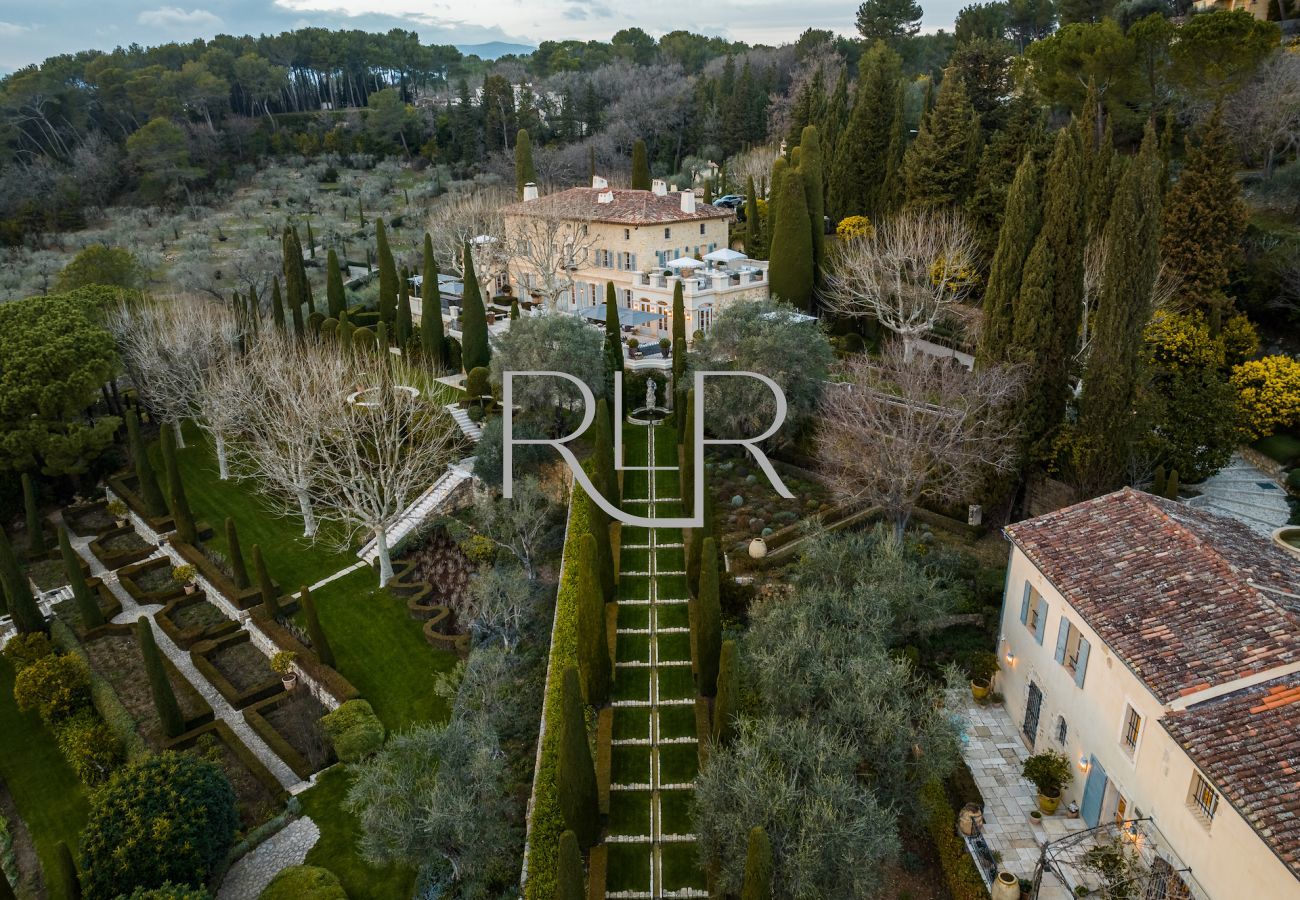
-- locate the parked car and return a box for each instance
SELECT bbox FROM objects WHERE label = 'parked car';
[712,195,745,209]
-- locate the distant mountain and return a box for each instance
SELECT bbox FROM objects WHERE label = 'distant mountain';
[456,42,535,60]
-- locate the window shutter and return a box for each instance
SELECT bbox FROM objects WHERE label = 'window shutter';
[631,254,636,270]
[1035,601,1049,645]
[1020,583,1031,625]
[1054,619,1069,665]
[1074,638,1090,688]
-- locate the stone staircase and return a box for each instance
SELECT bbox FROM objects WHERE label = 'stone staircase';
[445,402,484,442]
[357,461,475,564]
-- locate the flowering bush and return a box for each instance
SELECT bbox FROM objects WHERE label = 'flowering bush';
[1231,355,1300,440]
[1145,310,1222,372]
[836,215,874,240]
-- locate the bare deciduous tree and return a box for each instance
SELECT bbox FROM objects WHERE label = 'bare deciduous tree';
[504,208,598,311]
[1227,51,1300,177]
[424,186,510,283]
[457,477,556,580]
[816,344,1023,541]
[824,209,981,357]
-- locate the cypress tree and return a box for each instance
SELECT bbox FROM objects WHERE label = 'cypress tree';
[1075,123,1163,491]
[137,616,183,738]
[828,41,903,222]
[253,545,281,618]
[353,326,376,353]
[819,68,850,168]
[1011,125,1086,455]
[557,666,600,849]
[594,399,619,512]
[301,585,336,667]
[60,526,103,629]
[282,226,308,313]
[460,242,491,372]
[631,139,651,190]
[289,279,305,336]
[590,491,616,601]
[306,220,315,258]
[902,75,979,210]
[576,534,611,706]
[225,517,250,590]
[556,830,586,900]
[397,269,413,349]
[1085,119,1118,241]
[767,156,786,245]
[22,473,45,556]
[421,234,447,370]
[159,426,196,545]
[515,128,536,198]
[798,125,826,282]
[270,277,286,332]
[713,639,739,745]
[740,826,774,900]
[326,249,346,318]
[686,485,715,597]
[879,81,908,215]
[767,168,814,310]
[965,95,1042,253]
[1165,468,1179,499]
[1152,464,1167,497]
[126,409,167,518]
[680,389,696,511]
[744,176,763,258]
[376,218,397,326]
[671,280,687,392]
[0,868,15,900]
[510,299,520,319]
[976,152,1041,369]
[0,528,43,633]
[603,282,622,404]
[55,841,81,900]
[1158,105,1246,324]
[697,537,721,696]
[340,310,354,353]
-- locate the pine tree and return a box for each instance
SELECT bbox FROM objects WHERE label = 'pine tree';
[557,828,586,900]
[594,399,619,512]
[744,176,763,258]
[671,280,687,391]
[125,409,167,518]
[225,517,250,589]
[577,534,611,706]
[902,75,979,210]
[603,282,623,405]
[460,243,491,373]
[713,639,739,745]
[421,234,447,370]
[798,125,826,283]
[696,537,722,696]
[376,218,397,326]
[1075,123,1163,491]
[630,139,651,190]
[253,545,281,618]
[768,168,814,310]
[54,841,81,900]
[977,152,1041,369]
[0,528,43,633]
[741,826,774,900]
[271,277,286,332]
[828,41,903,222]
[1011,125,1087,455]
[160,426,196,545]
[557,666,600,849]
[1159,105,1247,324]
[301,585,335,667]
[515,128,536,198]
[22,473,45,556]
[60,526,103,629]
[137,616,183,738]
[326,249,346,318]
[396,268,413,349]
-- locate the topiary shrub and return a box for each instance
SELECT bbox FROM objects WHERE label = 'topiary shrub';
[13,652,91,723]
[2,631,55,671]
[259,865,348,900]
[79,752,237,900]
[54,710,122,784]
[320,699,385,763]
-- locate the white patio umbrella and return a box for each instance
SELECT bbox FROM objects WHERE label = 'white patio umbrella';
[703,247,746,264]
[664,256,703,270]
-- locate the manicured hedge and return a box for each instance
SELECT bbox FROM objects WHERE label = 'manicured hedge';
[920,779,991,900]
[108,473,176,535]
[241,693,333,780]
[118,557,186,605]
[63,499,119,539]
[88,526,154,569]
[167,719,288,810]
[170,540,265,610]
[386,557,471,655]
[248,607,360,704]
[84,622,215,735]
[156,593,240,650]
[50,618,148,761]
[190,632,283,709]
[524,480,594,900]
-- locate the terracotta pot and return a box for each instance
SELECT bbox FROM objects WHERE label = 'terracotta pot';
[958,803,984,836]
[282,673,298,691]
[183,583,197,595]
[1029,810,1044,826]
[1038,790,1061,815]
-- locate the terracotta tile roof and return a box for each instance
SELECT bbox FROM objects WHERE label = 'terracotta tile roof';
[1004,487,1300,703]
[1162,671,1300,881]
[501,187,730,226]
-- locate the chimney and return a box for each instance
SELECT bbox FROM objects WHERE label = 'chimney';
[598,191,614,204]
[522,182,538,202]
[652,179,668,196]
[592,175,608,189]
[680,190,696,214]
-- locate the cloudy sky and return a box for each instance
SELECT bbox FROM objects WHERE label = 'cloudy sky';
[0,0,966,73]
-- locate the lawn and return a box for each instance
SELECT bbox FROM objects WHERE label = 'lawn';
[297,767,415,900]
[0,659,89,900]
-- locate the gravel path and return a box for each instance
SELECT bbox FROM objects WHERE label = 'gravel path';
[216,817,321,900]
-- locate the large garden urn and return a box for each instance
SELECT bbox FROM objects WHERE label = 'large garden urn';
[992,872,1021,900]
[748,537,767,559]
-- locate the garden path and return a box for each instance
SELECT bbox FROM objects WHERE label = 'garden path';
[604,424,708,898]
[216,817,321,899]
[67,532,304,792]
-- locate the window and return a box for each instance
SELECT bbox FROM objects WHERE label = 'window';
[1121,705,1142,754]
[664,227,672,239]
[1054,618,1092,688]
[1019,583,1048,645]
[699,223,706,235]
[1189,772,1218,823]
[1114,793,1129,826]
[624,228,630,240]
[1056,716,1068,746]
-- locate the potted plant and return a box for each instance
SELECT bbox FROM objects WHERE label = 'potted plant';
[1023,750,1074,815]
[107,499,129,528]
[628,337,640,358]
[172,564,198,595]
[659,336,671,358]
[271,651,298,691]
[1020,878,1034,900]
[969,650,999,702]
[1029,809,1044,827]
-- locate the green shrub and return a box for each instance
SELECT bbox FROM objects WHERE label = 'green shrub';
[54,710,122,784]
[259,865,348,900]
[13,652,91,723]
[967,651,999,684]
[459,534,497,564]
[2,632,55,671]
[121,883,211,899]
[1023,750,1073,796]
[79,752,237,900]
[920,780,990,900]
[320,699,385,762]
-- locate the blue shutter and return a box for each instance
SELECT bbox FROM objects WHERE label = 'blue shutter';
[631,254,637,270]
[1019,583,1031,625]
[1074,637,1090,688]
[1080,758,1108,827]
[1035,601,1049,645]
[1054,619,1069,665]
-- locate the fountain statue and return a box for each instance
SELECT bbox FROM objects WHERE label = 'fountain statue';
[646,377,657,411]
